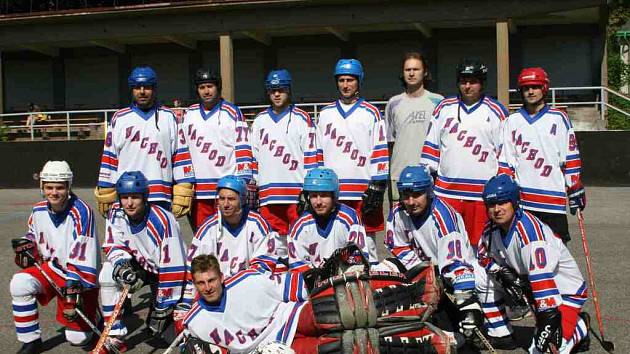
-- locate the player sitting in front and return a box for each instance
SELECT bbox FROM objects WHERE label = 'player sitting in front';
[98,171,188,352]
[287,167,375,272]
[477,174,590,353]
[10,161,100,354]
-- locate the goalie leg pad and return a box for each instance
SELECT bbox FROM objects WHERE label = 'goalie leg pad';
[317,329,380,354]
[379,322,454,354]
[370,272,436,322]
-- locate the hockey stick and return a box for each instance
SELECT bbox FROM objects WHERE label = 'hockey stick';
[162,329,187,354]
[91,285,130,354]
[577,210,615,352]
[23,251,121,354]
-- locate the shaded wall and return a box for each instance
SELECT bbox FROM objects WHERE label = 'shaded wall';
[1,131,629,188]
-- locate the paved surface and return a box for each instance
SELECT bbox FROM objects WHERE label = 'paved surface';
[0,187,627,353]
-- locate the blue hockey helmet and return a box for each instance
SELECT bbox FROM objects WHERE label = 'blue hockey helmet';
[482,174,520,206]
[217,175,247,206]
[397,165,433,197]
[128,66,157,88]
[334,59,364,86]
[303,168,339,199]
[116,171,149,197]
[265,69,292,91]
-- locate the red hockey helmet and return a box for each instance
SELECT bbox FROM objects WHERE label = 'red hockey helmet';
[517,67,549,96]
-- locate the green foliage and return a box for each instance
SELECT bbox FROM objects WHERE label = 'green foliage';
[606,2,630,130]
[0,122,9,142]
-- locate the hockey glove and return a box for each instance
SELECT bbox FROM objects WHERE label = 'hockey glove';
[453,290,484,339]
[183,336,229,354]
[94,186,117,218]
[297,191,309,215]
[113,260,144,293]
[246,179,259,211]
[567,182,586,215]
[534,308,562,353]
[11,238,39,269]
[253,342,296,354]
[361,181,386,216]
[172,183,194,218]
[62,280,83,322]
[147,305,174,337]
[173,302,192,335]
[491,266,531,308]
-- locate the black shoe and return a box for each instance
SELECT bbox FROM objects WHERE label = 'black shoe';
[487,334,518,350]
[17,339,42,354]
[571,312,591,353]
[508,303,532,321]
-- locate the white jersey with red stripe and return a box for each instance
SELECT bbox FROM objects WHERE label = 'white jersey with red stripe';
[498,105,582,214]
[421,96,507,201]
[251,105,323,205]
[104,203,188,308]
[477,209,587,311]
[183,269,307,353]
[288,204,375,272]
[98,104,195,203]
[384,197,476,291]
[182,210,280,304]
[25,194,100,288]
[180,100,254,199]
[317,99,389,200]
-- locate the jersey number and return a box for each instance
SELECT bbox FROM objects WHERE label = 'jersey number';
[69,242,87,261]
[446,240,462,260]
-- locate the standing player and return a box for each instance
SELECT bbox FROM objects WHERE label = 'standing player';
[317,59,389,260]
[385,52,443,203]
[180,69,254,231]
[477,175,589,353]
[420,58,507,247]
[183,175,280,305]
[95,66,195,219]
[11,161,100,354]
[288,168,375,272]
[99,171,188,351]
[498,67,585,242]
[251,69,322,241]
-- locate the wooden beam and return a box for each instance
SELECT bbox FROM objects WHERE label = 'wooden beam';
[412,22,433,38]
[0,51,3,114]
[326,27,349,42]
[220,33,234,102]
[163,35,197,50]
[21,44,59,57]
[496,20,510,108]
[242,30,271,46]
[89,40,125,53]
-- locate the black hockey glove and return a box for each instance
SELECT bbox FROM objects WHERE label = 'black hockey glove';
[113,260,144,293]
[245,179,259,211]
[361,181,386,215]
[62,280,83,321]
[492,266,531,307]
[534,308,562,353]
[11,238,39,269]
[183,336,229,354]
[297,191,310,216]
[147,306,174,338]
[453,290,484,339]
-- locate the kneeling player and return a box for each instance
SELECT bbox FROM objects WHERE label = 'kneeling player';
[384,165,512,348]
[98,171,188,352]
[11,161,100,354]
[478,174,589,353]
[287,167,375,272]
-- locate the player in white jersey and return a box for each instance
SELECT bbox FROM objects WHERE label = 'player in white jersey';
[95,66,195,220]
[251,69,323,238]
[317,59,389,260]
[10,161,100,354]
[180,69,254,231]
[384,165,520,349]
[477,175,589,354]
[182,254,315,354]
[99,171,188,352]
[385,52,443,203]
[288,167,375,272]
[498,67,585,243]
[183,175,281,304]
[420,58,507,248]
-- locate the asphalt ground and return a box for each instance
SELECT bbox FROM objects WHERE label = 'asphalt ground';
[0,187,627,354]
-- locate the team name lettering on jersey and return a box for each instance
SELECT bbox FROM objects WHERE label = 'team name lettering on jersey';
[511,130,553,177]
[323,123,367,167]
[258,128,299,170]
[125,126,168,168]
[183,126,227,167]
[444,118,490,163]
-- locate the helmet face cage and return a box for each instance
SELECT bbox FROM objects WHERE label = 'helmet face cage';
[217,175,247,207]
[116,171,149,198]
[303,168,339,201]
[482,174,520,207]
[265,69,292,91]
[517,67,549,96]
[128,66,158,89]
[334,59,365,86]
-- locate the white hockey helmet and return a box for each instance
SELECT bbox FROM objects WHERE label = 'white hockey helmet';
[253,342,296,354]
[39,160,73,189]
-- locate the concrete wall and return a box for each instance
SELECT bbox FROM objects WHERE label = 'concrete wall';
[1,131,628,188]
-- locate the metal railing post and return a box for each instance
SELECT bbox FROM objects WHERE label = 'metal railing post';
[314,104,319,124]
[600,86,605,121]
[551,89,556,107]
[103,110,108,139]
[30,116,34,141]
[66,112,71,140]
